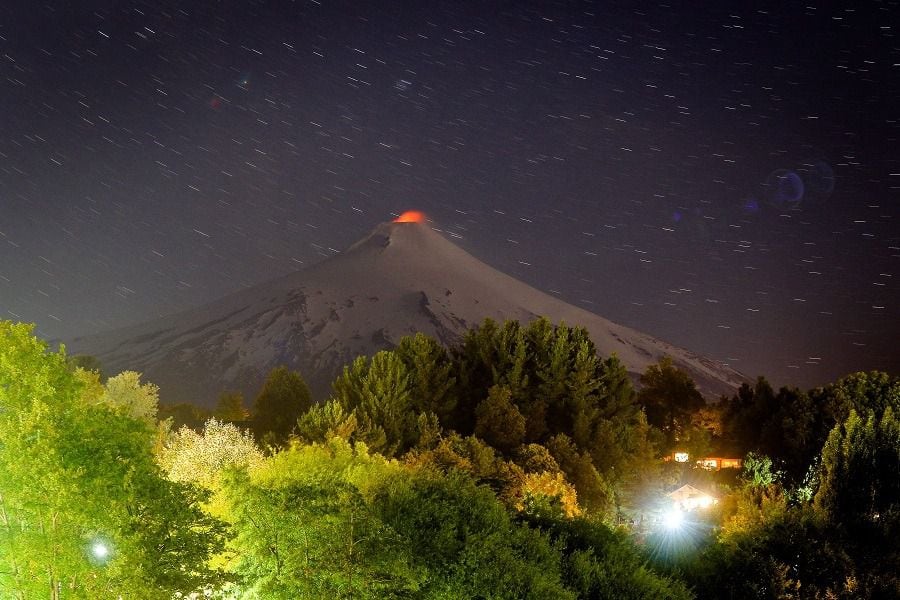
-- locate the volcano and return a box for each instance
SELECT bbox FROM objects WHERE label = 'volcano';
[68,221,745,406]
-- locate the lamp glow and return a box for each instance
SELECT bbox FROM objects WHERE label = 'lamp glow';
[663,507,684,531]
[91,541,109,560]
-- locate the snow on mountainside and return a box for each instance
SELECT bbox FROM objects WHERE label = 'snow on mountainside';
[69,221,746,406]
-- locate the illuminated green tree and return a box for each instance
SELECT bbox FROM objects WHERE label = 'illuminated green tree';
[221,439,419,598]
[395,332,457,421]
[159,418,263,489]
[100,370,160,422]
[329,351,417,456]
[0,321,225,598]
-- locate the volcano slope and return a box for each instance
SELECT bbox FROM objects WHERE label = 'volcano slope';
[69,221,745,406]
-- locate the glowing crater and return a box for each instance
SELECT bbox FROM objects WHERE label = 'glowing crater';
[393,210,426,223]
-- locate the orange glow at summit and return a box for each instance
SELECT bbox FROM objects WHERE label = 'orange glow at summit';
[393,210,426,223]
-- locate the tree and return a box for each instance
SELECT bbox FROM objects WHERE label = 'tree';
[0,321,225,598]
[99,370,160,422]
[474,385,527,455]
[522,511,693,600]
[66,353,105,380]
[395,333,457,422]
[159,418,263,490]
[221,439,420,598]
[253,366,312,446]
[297,399,358,445]
[820,370,900,424]
[682,507,854,600]
[722,379,819,482]
[404,432,525,506]
[215,390,250,423]
[516,443,562,475]
[517,471,581,518]
[814,407,900,529]
[638,356,704,450]
[373,468,575,599]
[329,351,417,456]
[688,404,900,599]
[546,434,613,514]
[597,354,637,420]
[451,318,524,435]
[450,317,618,448]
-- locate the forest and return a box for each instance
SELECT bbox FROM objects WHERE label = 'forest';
[1,318,898,599]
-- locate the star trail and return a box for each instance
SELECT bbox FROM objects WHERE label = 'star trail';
[0,0,897,388]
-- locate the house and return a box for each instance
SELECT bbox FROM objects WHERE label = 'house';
[696,457,742,470]
[667,484,717,511]
[666,452,743,471]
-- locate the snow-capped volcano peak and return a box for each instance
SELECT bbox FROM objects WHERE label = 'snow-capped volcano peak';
[70,220,744,406]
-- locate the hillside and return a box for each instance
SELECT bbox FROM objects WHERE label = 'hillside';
[69,221,745,405]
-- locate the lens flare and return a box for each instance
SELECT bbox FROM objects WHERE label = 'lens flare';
[663,507,684,531]
[92,542,109,559]
[393,210,426,223]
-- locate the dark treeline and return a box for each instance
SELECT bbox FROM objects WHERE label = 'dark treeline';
[4,318,898,598]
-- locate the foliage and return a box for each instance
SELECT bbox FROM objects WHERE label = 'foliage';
[297,399,358,443]
[545,434,614,515]
[517,471,581,518]
[394,332,457,422]
[444,319,655,515]
[682,507,857,600]
[324,351,419,456]
[637,356,705,451]
[299,319,656,520]
[819,370,900,423]
[372,468,575,599]
[159,418,264,489]
[404,432,526,506]
[252,366,312,446]
[474,384,526,454]
[0,321,226,598]
[811,405,900,597]
[99,370,160,422]
[678,406,900,599]
[8,316,900,598]
[516,443,562,474]
[721,378,819,481]
[715,454,789,540]
[741,452,781,489]
[526,513,694,600]
[215,391,250,423]
[229,439,574,598]
[220,439,419,599]
[723,371,900,483]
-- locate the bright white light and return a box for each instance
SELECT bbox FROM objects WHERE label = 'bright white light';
[91,542,109,560]
[674,452,689,463]
[663,507,684,531]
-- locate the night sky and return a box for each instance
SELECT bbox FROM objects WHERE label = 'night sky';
[1,0,898,389]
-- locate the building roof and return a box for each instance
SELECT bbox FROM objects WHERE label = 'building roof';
[667,484,714,502]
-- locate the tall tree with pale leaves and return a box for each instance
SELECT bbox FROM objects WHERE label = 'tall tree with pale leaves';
[159,418,264,489]
[100,370,160,422]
